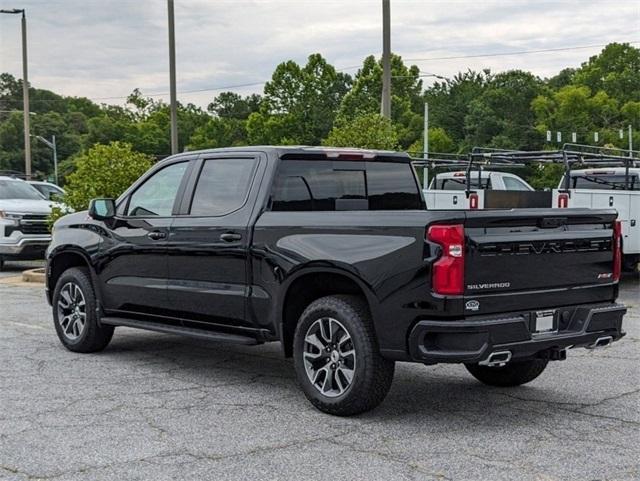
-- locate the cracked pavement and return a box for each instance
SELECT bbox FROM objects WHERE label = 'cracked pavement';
[0,262,638,481]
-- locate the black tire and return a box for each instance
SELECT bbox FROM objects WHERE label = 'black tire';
[465,358,549,387]
[52,267,114,353]
[623,254,639,273]
[293,295,395,416]
[0,256,4,271]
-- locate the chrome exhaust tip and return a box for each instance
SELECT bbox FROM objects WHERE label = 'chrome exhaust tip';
[587,336,613,350]
[479,350,512,367]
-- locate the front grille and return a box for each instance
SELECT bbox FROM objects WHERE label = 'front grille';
[19,214,49,235]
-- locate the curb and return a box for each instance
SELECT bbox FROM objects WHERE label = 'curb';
[22,268,46,284]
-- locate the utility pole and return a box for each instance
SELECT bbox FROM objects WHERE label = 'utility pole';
[380,0,391,119]
[1,8,31,177]
[629,124,633,158]
[167,0,178,155]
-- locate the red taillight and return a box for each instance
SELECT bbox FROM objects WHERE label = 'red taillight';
[469,193,479,209]
[558,193,569,208]
[613,220,622,282]
[427,224,465,295]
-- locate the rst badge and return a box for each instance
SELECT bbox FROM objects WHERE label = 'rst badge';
[465,300,480,311]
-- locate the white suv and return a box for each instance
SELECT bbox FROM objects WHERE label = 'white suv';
[0,176,54,270]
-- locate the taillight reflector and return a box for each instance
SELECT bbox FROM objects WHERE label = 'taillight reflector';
[613,220,622,282]
[558,193,569,208]
[469,193,479,209]
[427,224,465,295]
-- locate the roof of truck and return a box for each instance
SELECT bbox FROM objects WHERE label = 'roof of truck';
[568,167,640,175]
[172,146,412,162]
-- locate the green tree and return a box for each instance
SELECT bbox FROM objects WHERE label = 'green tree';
[323,113,399,150]
[407,127,455,155]
[337,54,423,148]
[208,92,261,119]
[424,70,490,148]
[62,142,153,212]
[525,164,565,190]
[188,117,247,150]
[247,54,351,145]
[573,43,640,105]
[464,70,543,149]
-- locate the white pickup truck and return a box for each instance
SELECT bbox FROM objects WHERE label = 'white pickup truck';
[553,167,640,271]
[0,176,54,270]
[422,171,549,209]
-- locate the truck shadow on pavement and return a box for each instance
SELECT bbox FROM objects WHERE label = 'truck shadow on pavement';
[99,328,610,424]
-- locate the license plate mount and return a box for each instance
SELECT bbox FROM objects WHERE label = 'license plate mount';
[532,310,557,334]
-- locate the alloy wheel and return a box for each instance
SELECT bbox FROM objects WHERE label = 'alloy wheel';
[303,317,356,398]
[57,282,87,340]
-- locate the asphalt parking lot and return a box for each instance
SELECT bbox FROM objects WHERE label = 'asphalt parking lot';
[0,262,638,481]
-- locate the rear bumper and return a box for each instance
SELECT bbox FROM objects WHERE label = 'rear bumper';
[408,302,626,364]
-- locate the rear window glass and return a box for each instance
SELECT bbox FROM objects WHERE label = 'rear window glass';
[570,174,639,190]
[436,177,492,190]
[270,160,423,211]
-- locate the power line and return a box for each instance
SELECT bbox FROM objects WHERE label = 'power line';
[404,42,640,63]
[3,40,637,104]
[337,41,640,71]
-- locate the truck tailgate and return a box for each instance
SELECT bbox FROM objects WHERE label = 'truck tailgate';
[462,208,619,314]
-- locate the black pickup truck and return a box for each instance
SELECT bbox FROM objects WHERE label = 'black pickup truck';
[46,147,627,415]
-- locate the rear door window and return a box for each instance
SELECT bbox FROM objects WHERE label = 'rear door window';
[503,177,531,191]
[189,157,258,216]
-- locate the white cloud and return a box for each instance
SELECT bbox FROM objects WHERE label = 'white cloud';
[0,0,638,107]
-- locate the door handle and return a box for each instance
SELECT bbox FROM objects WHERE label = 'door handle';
[220,232,242,242]
[147,230,167,240]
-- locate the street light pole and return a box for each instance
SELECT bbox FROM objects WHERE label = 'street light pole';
[423,102,429,160]
[629,124,633,158]
[21,10,31,178]
[34,135,58,184]
[380,0,391,119]
[1,8,31,178]
[167,0,178,155]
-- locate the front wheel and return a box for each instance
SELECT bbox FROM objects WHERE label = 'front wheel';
[465,358,549,387]
[293,295,395,416]
[52,267,114,353]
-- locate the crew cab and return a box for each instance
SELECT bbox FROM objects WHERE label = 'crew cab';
[553,167,640,271]
[46,147,627,415]
[0,176,54,270]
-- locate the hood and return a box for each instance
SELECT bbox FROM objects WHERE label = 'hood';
[0,198,57,215]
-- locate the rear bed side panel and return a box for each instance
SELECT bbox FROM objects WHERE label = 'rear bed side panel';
[251,210,462,356]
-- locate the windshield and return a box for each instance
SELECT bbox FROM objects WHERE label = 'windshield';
[0,179,46,200]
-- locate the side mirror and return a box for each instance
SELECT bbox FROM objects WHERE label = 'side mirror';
[88,198,116,221]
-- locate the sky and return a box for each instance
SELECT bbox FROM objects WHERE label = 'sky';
[1,0,639,109]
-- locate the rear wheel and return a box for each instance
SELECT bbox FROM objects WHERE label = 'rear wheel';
[52,267,114,353]
[465,359,548,387]
[623,254,639,273]
[0,256,4,271]
[293,295,395,416]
